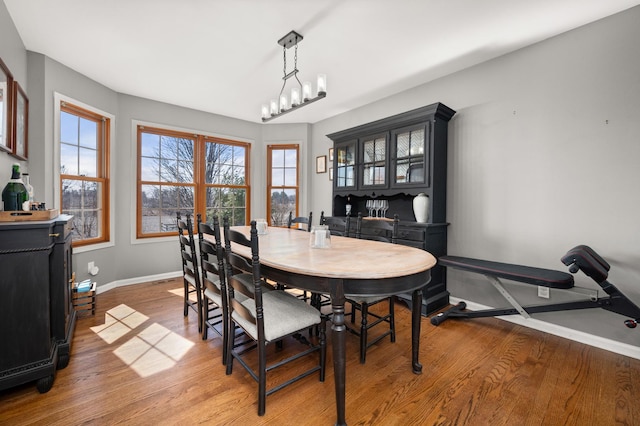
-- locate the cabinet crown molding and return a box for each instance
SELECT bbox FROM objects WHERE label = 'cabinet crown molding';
[327,102,455,142]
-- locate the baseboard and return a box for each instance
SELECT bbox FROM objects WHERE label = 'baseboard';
[450,297,640,361]
[95,271,182,294]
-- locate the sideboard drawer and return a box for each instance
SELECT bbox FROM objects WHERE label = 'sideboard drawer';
[397,227,425,243]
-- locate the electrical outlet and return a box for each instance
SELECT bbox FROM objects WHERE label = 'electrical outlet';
[88,261,95,274]
[538,286,550,299]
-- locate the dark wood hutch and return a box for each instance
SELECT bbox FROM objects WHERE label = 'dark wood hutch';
[327,102,455,315]
[0,215,75,393]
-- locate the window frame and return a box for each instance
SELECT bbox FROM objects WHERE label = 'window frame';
[58,99,111,248]
[267,144,299,227]
[136,124,251,238]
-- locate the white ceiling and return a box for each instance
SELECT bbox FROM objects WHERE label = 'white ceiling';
[5,0,640,124]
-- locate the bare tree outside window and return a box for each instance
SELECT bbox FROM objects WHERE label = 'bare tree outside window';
[137,126,249,237]
[59,104,109,247]
[267,145,299,227]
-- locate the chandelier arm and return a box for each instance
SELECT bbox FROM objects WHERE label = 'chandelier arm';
[262,92,326,122]
[294,74,303,91]
[278,79,287,107]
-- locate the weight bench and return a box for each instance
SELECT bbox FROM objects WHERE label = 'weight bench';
[431,245,640,329]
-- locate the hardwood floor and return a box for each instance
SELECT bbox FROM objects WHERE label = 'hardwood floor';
[1,278,638,425]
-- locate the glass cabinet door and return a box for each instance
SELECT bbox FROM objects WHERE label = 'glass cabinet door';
[335,140,357,190]
[360,133,387,188]
[392,124,429,187]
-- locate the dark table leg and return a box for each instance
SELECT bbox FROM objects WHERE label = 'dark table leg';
[411,288,423,374]
[330,279,347,426]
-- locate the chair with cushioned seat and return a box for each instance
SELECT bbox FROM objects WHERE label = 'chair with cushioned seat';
[177,212,203,334]
[347,212,399,363]
[223,218,326,416]
[197,215,226,349]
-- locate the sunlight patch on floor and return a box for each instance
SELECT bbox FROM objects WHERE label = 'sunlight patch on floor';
[168,287,197,302]
[90,303,194,378]
[168,288,183,297]
[90,304,150,344]
[113,323,194,378]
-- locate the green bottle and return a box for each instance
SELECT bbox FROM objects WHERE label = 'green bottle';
[2,163,29,211]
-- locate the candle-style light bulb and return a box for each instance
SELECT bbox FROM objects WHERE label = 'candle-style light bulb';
[279,94,288,112]
[291,87,301,107]
[261,104,270,119]
[269,99,278,116]
[302,81,312,102]
[317,74,327,96]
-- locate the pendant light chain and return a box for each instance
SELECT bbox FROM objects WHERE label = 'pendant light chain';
[283,44,287,77]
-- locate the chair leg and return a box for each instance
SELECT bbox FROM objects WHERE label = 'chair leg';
[183,280,189,316]
[221,310,228,366]
[389,297,396,343]
[201,298,209,341]
[360,302,369,364]
[225,320,235,376]
[319,317,327,382]
[196,291,203,334]
[258,343,267,416]
[309,293,321,336]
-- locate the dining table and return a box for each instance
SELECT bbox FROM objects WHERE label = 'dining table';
[226,225,437,426]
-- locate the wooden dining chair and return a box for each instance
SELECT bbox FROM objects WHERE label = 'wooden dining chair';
[347,212,399,364]
[285,211,314,302]
[287,211,313,232]
[196,215,226,346]
[223,218,327,416]
[319,211,352,237]
[177,212,203,334]
[199,215,267,362]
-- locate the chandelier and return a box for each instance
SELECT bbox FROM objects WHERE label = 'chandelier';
[261,30,326,122]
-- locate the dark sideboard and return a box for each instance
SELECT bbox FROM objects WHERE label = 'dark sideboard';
[0,214,75,393]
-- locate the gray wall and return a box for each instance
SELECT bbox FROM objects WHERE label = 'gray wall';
[0,0,26,180]
[2,2,639,351]
[310,6,640,349]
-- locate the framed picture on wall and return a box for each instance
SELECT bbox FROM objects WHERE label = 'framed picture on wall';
[329,167,333,180]
[0,57,13,153]
[316,155,327,173]
[329,148,334,162]
[11,81,28,160]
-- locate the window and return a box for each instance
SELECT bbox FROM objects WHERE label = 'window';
[60,102,110,247]
[137,125,250,237]
[267,144,299,226]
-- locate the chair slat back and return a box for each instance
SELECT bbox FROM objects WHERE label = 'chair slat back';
[319,211,351,237]
[356,213,399,244]
[287,211,313,232]
[177,213,199,282]
[223,219,263,335]
[198,216,225,300]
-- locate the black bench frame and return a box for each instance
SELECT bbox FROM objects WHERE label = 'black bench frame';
[431,245,640,329]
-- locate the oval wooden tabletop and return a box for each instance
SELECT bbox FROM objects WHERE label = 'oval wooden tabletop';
[226,226,437,280]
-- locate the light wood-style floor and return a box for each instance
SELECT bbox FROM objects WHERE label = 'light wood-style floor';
[1,277,639,425]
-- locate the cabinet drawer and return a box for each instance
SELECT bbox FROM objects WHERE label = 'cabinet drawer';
[51,219,73,244]
[0,224,56,251]
[397,227,425,242]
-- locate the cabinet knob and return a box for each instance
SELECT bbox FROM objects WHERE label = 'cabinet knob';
[49,233,60,237]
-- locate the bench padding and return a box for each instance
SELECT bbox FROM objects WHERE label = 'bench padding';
[439,255,574,289]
